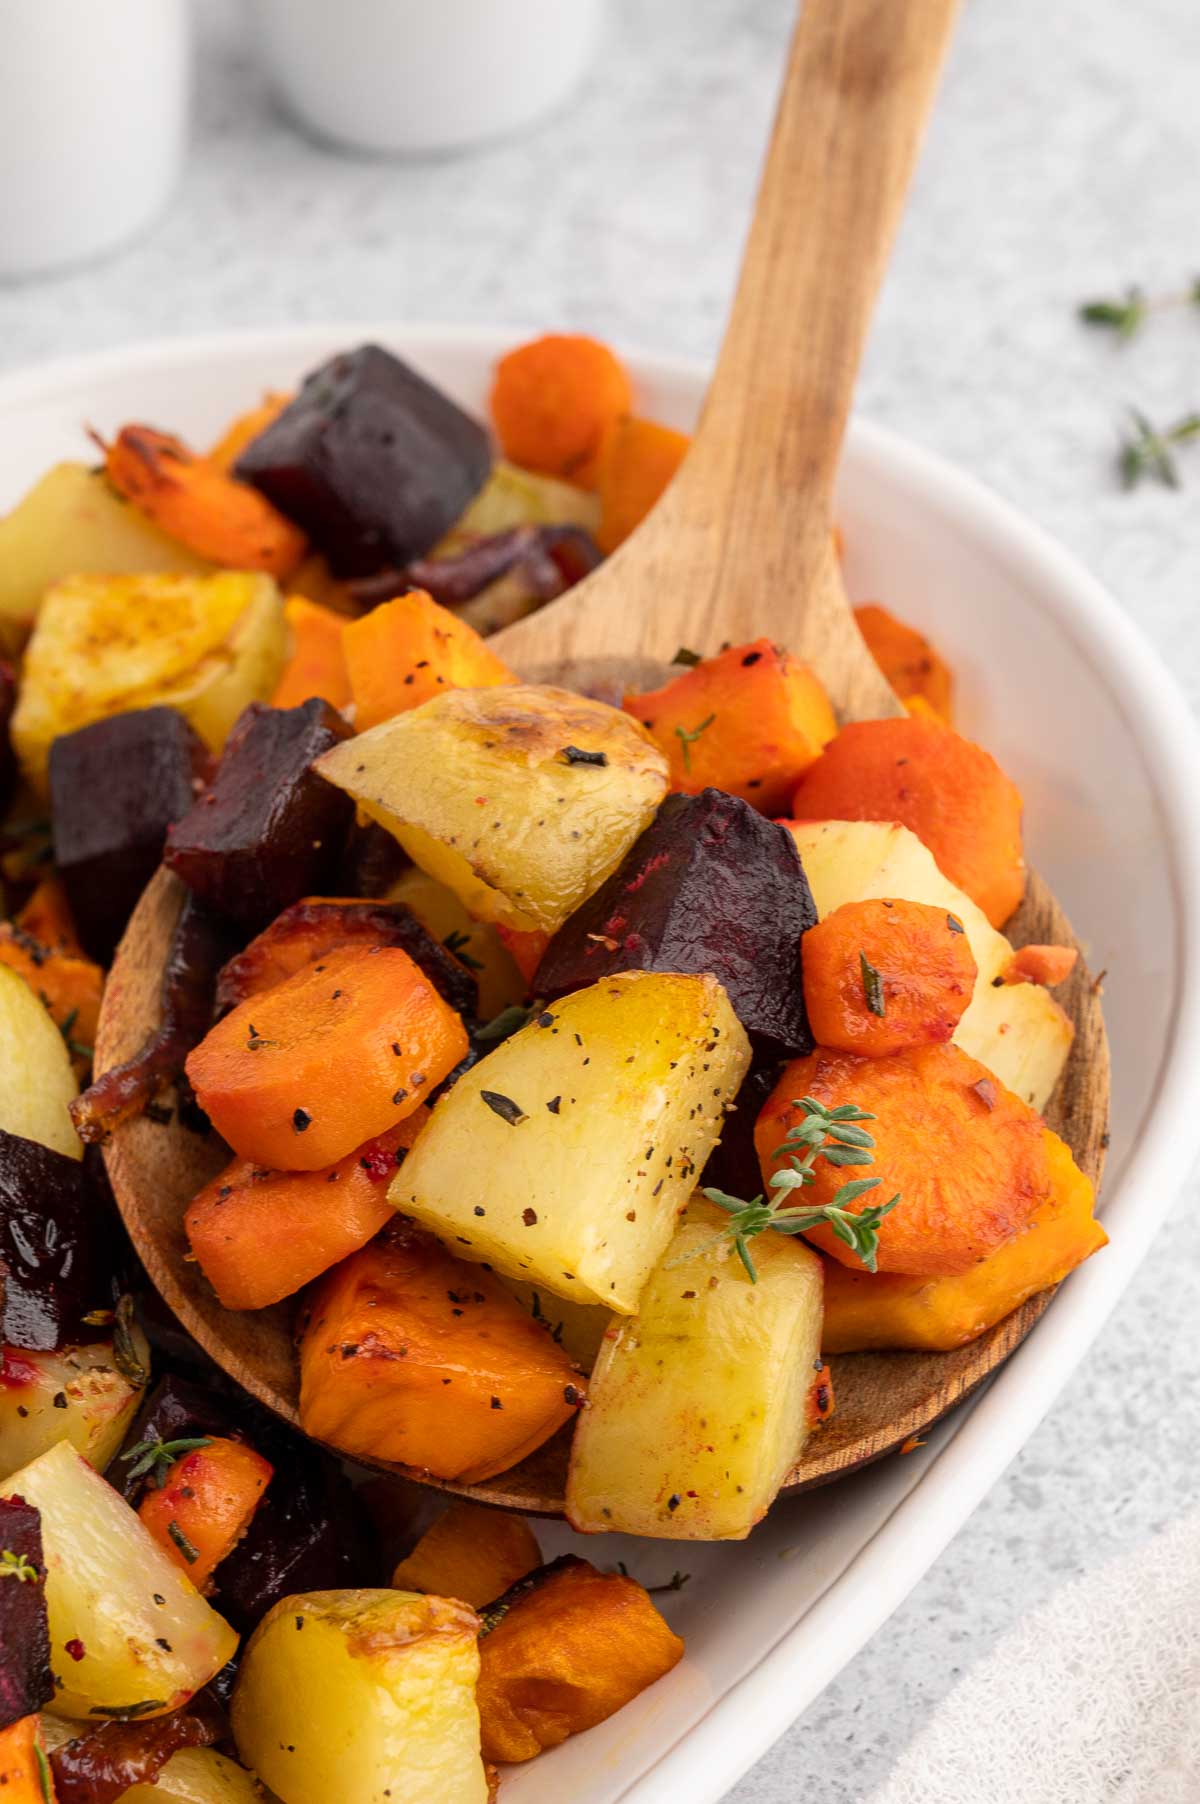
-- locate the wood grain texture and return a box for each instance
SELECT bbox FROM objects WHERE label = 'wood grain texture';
[96,0,1111,1522]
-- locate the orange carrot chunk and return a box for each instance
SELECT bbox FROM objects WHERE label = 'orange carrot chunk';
[1003,944,1079,987]
[0,1717,54,1803]
[271,596,351,712]
[854,603,954,723]
[139,1436,273,1591]
[392,1500,542,1608]
[595,415,689,552]
[208,391,292,473]
[491,334,633,483]
[186,943,469,1170]
[0,920,103,1076]
[802,897,977,1057]
[298,1223,584,1483]
[15,878,83,954]
[755,1042,1051,1277]
[791,715,1025,928]
[102,424,307,577]
[624,638,836,813]
[495,924,551,989]
[186,1112,428,1311]
[343,591,515,731]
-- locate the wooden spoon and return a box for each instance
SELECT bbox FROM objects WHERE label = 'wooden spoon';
[98,0,1109,1517]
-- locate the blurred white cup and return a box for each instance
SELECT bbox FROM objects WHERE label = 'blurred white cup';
[250,0,604,156]
[0,0,190,282]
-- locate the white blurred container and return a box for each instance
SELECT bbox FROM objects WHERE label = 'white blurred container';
[250,0,604,156]
[0,0,190,282]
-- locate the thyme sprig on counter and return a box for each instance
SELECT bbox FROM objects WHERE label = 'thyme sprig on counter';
[1118,408,1200,490]
[686,1096,901,1282]
[1079,278,1200,340]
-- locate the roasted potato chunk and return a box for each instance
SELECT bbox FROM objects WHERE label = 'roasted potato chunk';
[120,1748,267,1803]
[786,820,1073,1110]
[566,1197,824,1538]
[392,971,751,1312]
[315,684,669,934]
[11,570,287,791]
[437,459,600,553]
[386,866,525,1020]
[0,965,81,1160]
[231,1589,488,1804]
[0,1335,149,1482]
[0,1442,237,1720]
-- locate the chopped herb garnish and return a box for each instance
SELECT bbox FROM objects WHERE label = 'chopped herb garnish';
[475,1004,535,1045]
[292,1107,312,1132]
[674,713,716,774]
[0,1548,38,1582]
[859,951,886,1017]
[88,1699,168,1719]
[35,1740,52,1804]
[112,1295,148,1390]
[946,914,965,934]
[561,745,608,766]
[443,929,485,972]
[481,1089,527,1126]
[121,1434,213,1488]
[671,646,703,667]
[167,1521,200,1564]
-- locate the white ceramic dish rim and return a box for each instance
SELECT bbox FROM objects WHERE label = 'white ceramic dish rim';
[2,323,1199,1800]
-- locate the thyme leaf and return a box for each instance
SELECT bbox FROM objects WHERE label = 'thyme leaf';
[120,1434,213,1488]
[0,1548,38,1582]
[443,929,485,972]
[674,713,715,774]
[859,951,886,1017]
[1118,407,1200,490]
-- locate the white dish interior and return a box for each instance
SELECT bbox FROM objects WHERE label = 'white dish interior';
[2,324,1198,1802]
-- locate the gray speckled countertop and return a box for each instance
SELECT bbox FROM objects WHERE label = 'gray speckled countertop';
[3,1,1199,1797]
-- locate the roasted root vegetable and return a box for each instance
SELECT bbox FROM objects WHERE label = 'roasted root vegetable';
[138,1437,273,1591]
[209,391,292,472]
[48,708,211,963]
[490,334,633,483]
[0,1441,237,1720]
[342,590,515,729]
[43,1694,224,1799]
[0,1338,149,1482]
[270,595,351,712]
[185,1114,427,1311]
[596,415,690,552]
[315,683,670,934]
[235,343,492,576]
[756,1043,1052,1276]
[440,459,600,550]
[165,699,353,931]
[298,1222,583,1482]
[394,970,751,1311]
[0,1718,52,1803]
[0,965,81,1160]
[113,1747,265,1803]
[566,1197,824,1538]
[101,426,308,578]
[822,1126,1106,1351]
[791,715,1025,928]
[186,943,467,1170]
[624,639,836,811]
[10,571,286,791]
[853,603,953,722]
[0,926,102,1082]
[0,463,210,642]
[476,1557,684,1763]
[391,1500,541,1608]
[386,867,524,1021]
[498,1280,612,1372]
[231,1588,488,1804]
[801,897,977,1056]
[0,1495,52,1725]
[0,1130,116,1350]
[1004,944,1079,987]
[784,820,1073,1110]
[535,788,818,1056]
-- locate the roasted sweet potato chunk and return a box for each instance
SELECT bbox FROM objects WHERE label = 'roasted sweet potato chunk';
[139,1436,274,1592]
[392,1501,541,1608]
[235,344,492,576]
[49,708,211,962]
[476,1557,684,1763]
[271,596,351,712]
[215,897,478,1022]
[1004,944,1078,987]
[0,1717,51,1801]
[756,1043,1051,1276]
[625,639,836,812]
[491,333,634,483]
[165,699,353,930]
[791,715,1026,928]
[0,1497,52,1727]
[536,788,817,1056]
[596,415,690,551]
[186,1114,427,1310]
[854,603,953,722]
[343,590,515,730]
[0,923,102,1079]
[822,1127,1106,1350]
[801,897,977,1056]
[298,1223,584,1482]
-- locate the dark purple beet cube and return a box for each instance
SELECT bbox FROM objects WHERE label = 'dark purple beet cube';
[234,344,492,577]
[535,788,817,1056]
[0,1129,115,1351]
[0,1496,52,1727]
[49,707,211,963]
[164,700,354,931]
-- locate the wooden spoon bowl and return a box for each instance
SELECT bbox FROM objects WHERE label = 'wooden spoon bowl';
[96,0,1110,1517]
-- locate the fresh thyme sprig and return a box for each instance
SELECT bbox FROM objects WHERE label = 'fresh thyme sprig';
[443,929,484,973]
[0,1548,38,1582]
[120,1434,212,1488]
[1079,278,1200,340]
[674,713,715,773]
[1118,408,1200,490]
[678,1096,901,1281]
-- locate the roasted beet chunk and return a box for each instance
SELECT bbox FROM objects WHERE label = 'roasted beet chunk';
[235,344,492,577]
[0,1129,115,1350]
[701,1060,782,1198]
[49,707,211,963]
[0,1496,52,1727]
[536,788,818,1056]
[164,700,353,930]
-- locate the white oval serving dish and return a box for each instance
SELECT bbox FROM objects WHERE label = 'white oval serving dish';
[1,324,1198,1802]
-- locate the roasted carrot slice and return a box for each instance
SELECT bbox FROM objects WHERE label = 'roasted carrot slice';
[15,878,82,955]
[186,943,469,1170]
[343,591,515,731]
[102,425,307,577]
[625,638,836,812]
[271,596,351,711]
[596,415,690,552]
[1003,944,1078,987]
[392,1500,541,1608]
[208,391,292,473]
[854,603,953,724]
[801,897,977,1057]
[0,1717,54,1803]
[495,924,551,989]
[491,334,633,483]
[299,1223,584,1483]
[186,1112,428,1311]
[138,1436,273,1591]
